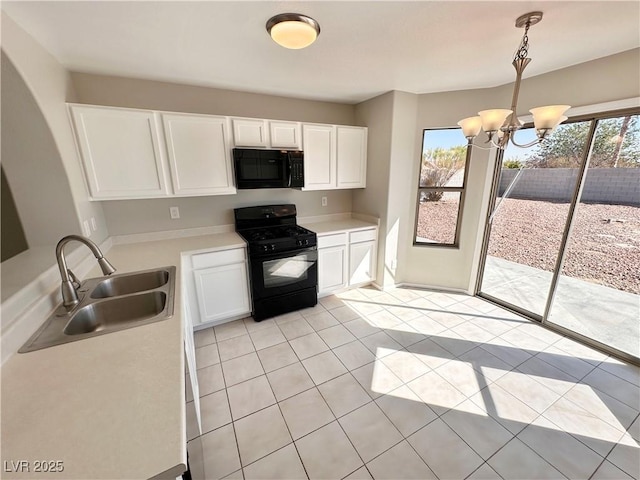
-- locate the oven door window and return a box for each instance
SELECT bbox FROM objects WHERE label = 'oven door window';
[263,252,314,288]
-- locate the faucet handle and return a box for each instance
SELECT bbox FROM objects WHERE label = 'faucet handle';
[67,269,82,289]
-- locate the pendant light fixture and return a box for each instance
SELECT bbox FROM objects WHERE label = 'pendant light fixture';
[266,13,320,49]
[458,12,570,149]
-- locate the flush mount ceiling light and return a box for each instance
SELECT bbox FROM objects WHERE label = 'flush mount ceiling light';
[266,13,320,49]
[458,12,570,149]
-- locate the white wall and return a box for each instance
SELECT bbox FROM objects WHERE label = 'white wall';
[70,73,358,234]
[1,13,109,243]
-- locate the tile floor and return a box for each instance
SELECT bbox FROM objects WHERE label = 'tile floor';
[185,286,640,480]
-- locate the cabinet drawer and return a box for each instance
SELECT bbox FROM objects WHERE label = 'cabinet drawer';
[192,248,245,269]
[318,233,347,249]
[350,229,377,243]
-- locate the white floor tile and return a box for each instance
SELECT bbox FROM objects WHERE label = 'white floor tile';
[494,370,562,413]
[384,324,424,348]
[318,373,371,417]
[288,332,329,360]
[197,363,226,396]
[304,310,340,331]
[451,321,496,343]
[467,384,540,435]
[375,385,438,437]
[218,334,256,362]
[343,318,381,339]
[333,340,376,370]
[407,370,467,415]
[279,387,335,440]
[249,326,287,351]
[366,310,403,329]
[295,421,363,480]
[517,415,604,479]
[302,350,348,385]
[194,327,216,348]
[200,389,232,433]
[226,375,276,420]
[256,342,298,373]
[407,418,484,480]
[359,331,403,358]
[590,460,635,479]
[581,367,640,410]
[266,362,314,401]
[215,320,249,342]
[606,441,640,479]
[465,463,503,479]
[196,343,220,369]
[317,323,357,349]
[598,358,640,387]
[516,356,578,395]
[242,444,306,480]
[339,402,403,462]
[366,440,437,479]
[319,295,347,310]
[458,346,512,383]
[479,339,532,368]
[407,338,453,369]
[435,359,489,397]
[351,361,404,399]
[562,383,638,432]
[277,317,314,340]
[406,315,448,336]
[343,466,373,479]
[429,330,477,357]
[234,405,292,467]
[221,352,265,387]
[488,438,566,480]
[329,305,361,323]
[381,350,431,383]
[440,399,514,460]
[536,345,596,380]
[200,424,241,479]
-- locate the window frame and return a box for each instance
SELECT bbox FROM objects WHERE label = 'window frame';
[413,127,471,248]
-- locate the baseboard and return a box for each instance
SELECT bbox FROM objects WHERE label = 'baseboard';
[394,282,471,295]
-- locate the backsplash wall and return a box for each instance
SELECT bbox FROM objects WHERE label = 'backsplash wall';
[101,189,353,235]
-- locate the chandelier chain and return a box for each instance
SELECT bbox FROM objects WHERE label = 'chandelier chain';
[514,22,531,62]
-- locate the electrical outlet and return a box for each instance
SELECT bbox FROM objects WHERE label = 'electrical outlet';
[90,217,97,231]
[170,206,180,219]
[321,196,328,207]
[83,220,91,237]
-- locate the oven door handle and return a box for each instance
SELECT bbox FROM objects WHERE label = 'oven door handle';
[286,152,292,187]
[253,246,317,260]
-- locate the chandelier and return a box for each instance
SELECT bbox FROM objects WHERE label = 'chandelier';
[457,12,570,149]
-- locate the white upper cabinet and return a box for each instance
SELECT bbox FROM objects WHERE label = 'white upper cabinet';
[270,121,302,149]
[69,105,169,199]
[302,124,336,190]
[337,126,367,189]
[231,118,269,147]
[302,123,367,190]
[162,113,236,196]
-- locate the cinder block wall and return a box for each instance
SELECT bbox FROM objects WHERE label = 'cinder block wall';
[498,168,640,205]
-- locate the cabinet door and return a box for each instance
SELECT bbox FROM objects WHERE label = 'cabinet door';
[232,118,269,147]
[318,245,347,296]
[162,113,235,196]
[349,240,376,286]
[194,262,251,324]
[302,124,336,190]
[270,121,301,149]
[69,105,169,199]
[337,126,367,189]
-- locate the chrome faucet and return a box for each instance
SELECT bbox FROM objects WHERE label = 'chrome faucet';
[56,235,116,308]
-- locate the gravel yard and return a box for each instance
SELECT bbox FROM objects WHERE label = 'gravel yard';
[417,197,640,294]
[488,198,640,294]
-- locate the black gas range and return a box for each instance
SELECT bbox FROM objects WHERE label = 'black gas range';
[234,205,318,321]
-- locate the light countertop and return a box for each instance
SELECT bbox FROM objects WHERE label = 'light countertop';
[300,218,378,235]
[0,232,245,479]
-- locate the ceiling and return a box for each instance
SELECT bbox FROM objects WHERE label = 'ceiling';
[2,1,639,104]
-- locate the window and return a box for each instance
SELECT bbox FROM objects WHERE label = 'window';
[414,128,470,247]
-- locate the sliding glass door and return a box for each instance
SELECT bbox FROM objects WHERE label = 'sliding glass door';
[478,111,639,363]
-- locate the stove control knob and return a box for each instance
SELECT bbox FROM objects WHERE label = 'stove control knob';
[296,239,302,247]
[304,239,309,246]
[270,244,276,251]
[261,245,269,252]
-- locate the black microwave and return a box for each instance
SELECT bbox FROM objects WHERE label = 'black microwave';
[233,148,304,189]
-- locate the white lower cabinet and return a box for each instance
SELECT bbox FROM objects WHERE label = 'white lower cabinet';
[186,247,251,328]
[317,227,377,297]
[349,240,376,286]
[318,245,348,296]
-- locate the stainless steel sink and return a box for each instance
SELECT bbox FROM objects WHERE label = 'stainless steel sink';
[19,266,176,353]
[90,270,170,298]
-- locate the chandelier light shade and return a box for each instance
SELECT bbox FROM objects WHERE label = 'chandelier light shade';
[459,12,570,149]
[266,13,320,49]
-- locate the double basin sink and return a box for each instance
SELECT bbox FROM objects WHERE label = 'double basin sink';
[19,266,176,353]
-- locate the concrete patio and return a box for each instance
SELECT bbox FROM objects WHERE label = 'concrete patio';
[482,256,640,359]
